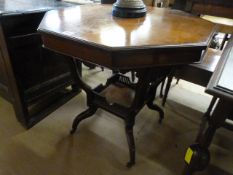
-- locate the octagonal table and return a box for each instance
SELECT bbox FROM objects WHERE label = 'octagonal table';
[38,4,216,169]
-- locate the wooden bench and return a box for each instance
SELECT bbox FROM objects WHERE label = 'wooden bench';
[161,47,223,106]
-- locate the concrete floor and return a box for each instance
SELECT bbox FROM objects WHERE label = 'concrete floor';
[0,67,232,175]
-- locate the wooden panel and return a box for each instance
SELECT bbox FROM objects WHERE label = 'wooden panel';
[0,49,9,100]
[192,4,233,19]
[41,33,204,69]
[192,48,222,72]
[1,12,44,37]
[170,48,221,88]
[1,13,74,95]
[0,49,7,86]
[0,23,27,125]
[183,0,233,19]
[172,0,186,10]
[173,0,233,19]
[0,4,81,128]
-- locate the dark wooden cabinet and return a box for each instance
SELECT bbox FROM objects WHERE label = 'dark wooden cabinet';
[0,1,81,128]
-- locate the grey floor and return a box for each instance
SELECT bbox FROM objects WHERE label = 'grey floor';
[0,66,232,175]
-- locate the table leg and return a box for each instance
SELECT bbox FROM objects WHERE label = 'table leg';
[68,58,92,92]
[182,99,231,175]
[125,116,136,167]
[123,68,169,167]
[147,86,164,123]
[159,79,165,98]
[70,106,97,134]
[71,60,82,91]
[133,68,169,115]
[196,97,217,142]
[67,63,170,167]
[162,70,174,106]
[67,58,95,134]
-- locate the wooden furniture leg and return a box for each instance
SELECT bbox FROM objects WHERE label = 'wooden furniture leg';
[195,96,217,142]
[131,71,136,82]
[182,99,230,175]
[67,61,169,167]
[125,116,136,167]
[147,87,164,123]
[162,73,173,106]
[67,57,96,134]
[162,69,175,106]
[70,106,97,134]
[159,78,165,98]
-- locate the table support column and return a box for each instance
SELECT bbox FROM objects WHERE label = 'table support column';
[67,60,171,167]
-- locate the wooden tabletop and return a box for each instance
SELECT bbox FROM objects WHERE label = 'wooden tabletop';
[206,35,233,102]
[38,4,216,69]
[0,0,75,16]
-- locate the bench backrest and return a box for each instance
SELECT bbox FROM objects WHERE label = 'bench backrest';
[173,0,233,18]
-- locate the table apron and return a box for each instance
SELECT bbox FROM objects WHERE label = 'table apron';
[41,33,205,70]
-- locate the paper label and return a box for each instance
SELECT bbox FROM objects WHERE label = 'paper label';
[185,148,193,164]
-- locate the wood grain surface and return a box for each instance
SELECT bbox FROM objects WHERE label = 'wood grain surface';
[39,5,216,69]
[39,4,215,49]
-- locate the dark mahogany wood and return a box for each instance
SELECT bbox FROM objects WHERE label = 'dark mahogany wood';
[39,5,216,70]
[38,4,215,167]
[0,0,81,128]
[183,36,233,175]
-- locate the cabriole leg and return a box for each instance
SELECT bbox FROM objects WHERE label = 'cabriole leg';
[147,86,164,123]
[147,101,164,123]
[70,106,97,134]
